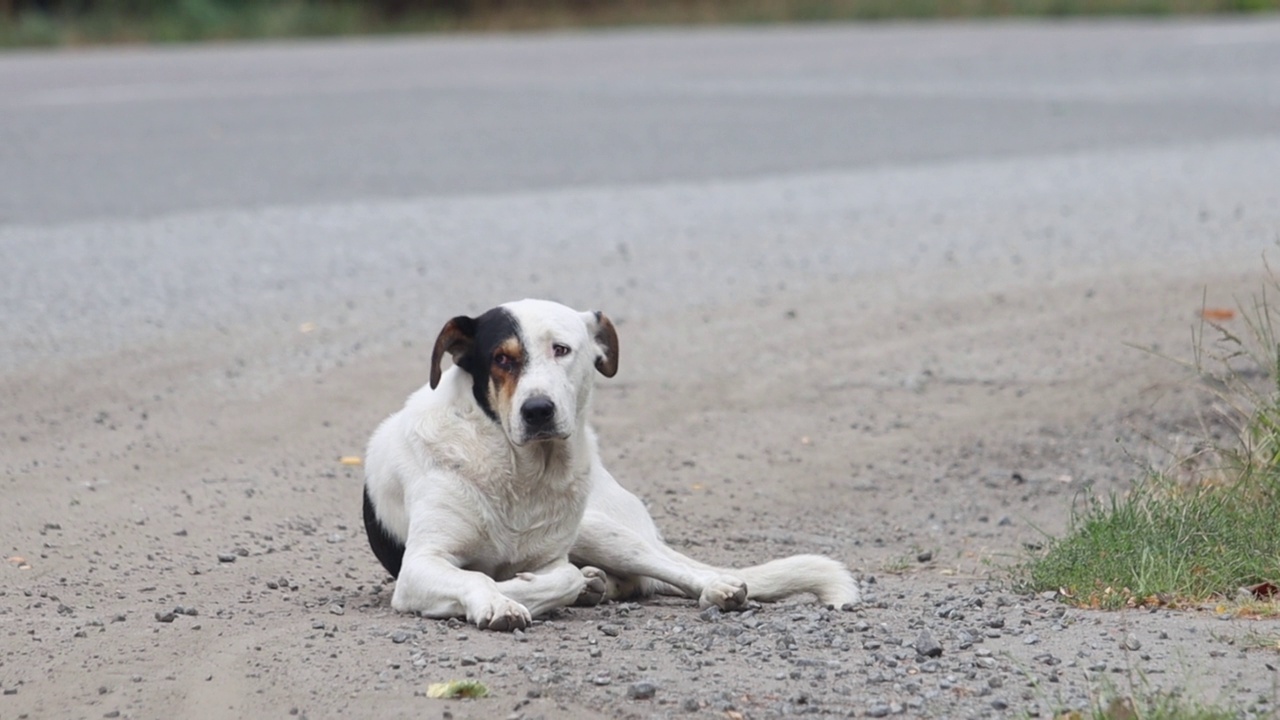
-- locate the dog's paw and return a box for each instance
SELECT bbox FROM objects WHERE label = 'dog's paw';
[469,595,531,632]
[699,575,748,611]
[574,566,607,607]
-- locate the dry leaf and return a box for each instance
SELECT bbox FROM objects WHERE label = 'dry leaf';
[1244,581,1279,600]
[1201,307,1235,322]
[299,322,317,333]
[339,456,363,466]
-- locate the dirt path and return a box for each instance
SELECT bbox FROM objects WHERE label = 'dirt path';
[3,256,1275,719]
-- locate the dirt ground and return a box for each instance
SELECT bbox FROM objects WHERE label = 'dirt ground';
[3,258,1279,719]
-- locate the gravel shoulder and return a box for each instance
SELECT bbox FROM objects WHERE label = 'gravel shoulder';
[3,257,1277,719]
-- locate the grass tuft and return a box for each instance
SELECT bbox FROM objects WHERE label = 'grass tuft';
[1019,272,1280,610]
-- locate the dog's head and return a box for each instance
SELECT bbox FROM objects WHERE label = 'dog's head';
[429,299,619,446]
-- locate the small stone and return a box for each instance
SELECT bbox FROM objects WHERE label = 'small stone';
[681,698,700,712]
[991,699,1008,710]
[916,550,933,563]
[3,688,17,695]
[1122,634,1141,651]
[391,631,409,644]
[1023,634,1040,645]
[103,712,120,719]
[217,553,236,563]
[866,703,891,717]
[154,612,176,623]
[311,620,325,630]
[599,624,622,637]
[698,605,722,622]
[591,673,611,686]
[328,604,345,616]
[914,630,943,658]
[627,681,657,700]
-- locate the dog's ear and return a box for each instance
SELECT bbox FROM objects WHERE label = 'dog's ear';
[430,315,476,389]
[582,310,619,378]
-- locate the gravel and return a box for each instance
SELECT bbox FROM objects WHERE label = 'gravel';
[626,681,657,700]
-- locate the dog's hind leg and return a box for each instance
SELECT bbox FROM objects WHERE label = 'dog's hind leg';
[574,469,860,608]
[572,510,750,610]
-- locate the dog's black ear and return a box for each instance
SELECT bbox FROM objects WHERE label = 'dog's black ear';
[585,310,619,378]
[430,315,476,389]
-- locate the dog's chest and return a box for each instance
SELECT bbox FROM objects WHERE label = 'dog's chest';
[425,422,590,576]
[464,463,589,578]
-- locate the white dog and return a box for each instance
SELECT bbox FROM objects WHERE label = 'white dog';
[363,299,859,630]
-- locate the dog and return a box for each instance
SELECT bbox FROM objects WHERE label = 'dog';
[362,299,859,630]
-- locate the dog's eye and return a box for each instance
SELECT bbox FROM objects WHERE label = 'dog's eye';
[493,352,516,370]
[552,343,571,358]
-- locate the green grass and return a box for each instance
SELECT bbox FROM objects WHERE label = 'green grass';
[1019,281,1280,611]
[1,0,1278,48]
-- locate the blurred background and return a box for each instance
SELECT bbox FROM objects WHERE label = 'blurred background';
[1,0,1276,45]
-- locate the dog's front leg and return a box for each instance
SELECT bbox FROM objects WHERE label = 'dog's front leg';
[495,560,607,617]
[393,554,532,631]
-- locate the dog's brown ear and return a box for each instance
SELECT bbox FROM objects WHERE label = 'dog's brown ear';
[430,315,476,389]
[587,310,619,378]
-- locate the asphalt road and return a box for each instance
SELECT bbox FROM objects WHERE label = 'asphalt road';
[1,19,1278,380]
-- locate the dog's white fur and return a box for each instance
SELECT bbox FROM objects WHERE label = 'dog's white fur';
[364,299,858,630]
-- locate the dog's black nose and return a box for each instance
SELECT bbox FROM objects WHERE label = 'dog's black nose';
[520,396,557,429]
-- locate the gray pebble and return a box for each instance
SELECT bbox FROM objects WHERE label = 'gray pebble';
[591,673,611,686]
[992,698,1009,710]
[698,605,722,622]
[216,553,236,563]
[867,703,891,717]
[1122,633,1141,651]
[328,604,345,616]
[600,623,622,637]
[914,630,942,658]
[391,631,409,644]
[154,611,176,623]
[1023,634,1040,645]
[311,620,325,630]
[627,681,657,700]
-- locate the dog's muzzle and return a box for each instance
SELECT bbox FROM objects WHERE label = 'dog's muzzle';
[518,396,563,441]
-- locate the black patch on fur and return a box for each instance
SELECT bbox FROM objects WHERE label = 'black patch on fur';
[363,485,404,578]
[453,306,522,423]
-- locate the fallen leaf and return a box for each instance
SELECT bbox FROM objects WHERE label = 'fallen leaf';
[299,322,317,333]
[7,556,24,565]
[1244,581,1279,600]
[339,456,363,466]
[1201,307,1235,322]
[426,680,489,699]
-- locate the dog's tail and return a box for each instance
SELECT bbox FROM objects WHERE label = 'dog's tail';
[732,554,860,607]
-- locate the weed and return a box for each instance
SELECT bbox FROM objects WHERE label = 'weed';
[1020,272,1280,609]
